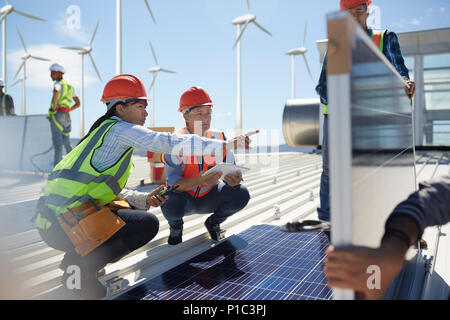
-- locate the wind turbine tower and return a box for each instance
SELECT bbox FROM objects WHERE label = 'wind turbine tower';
[232,0,272,136]
[62,22,102,138]
[0,0,45,89]
[14,29,50,115]
[116,0,156,75]
[148,41,175,128]
[286,23,313,99]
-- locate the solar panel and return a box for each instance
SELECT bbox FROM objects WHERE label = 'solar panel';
[116,225,332,300]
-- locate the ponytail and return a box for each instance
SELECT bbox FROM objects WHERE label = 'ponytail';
[77,105,119,146]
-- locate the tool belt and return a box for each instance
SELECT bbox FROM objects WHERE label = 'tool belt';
[57,199,126,256]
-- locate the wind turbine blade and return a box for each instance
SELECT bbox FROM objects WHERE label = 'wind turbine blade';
[90,21,99,46]
[232,20,249,49]
[246,0,250,13]
[30,55,51,61]
[10,78,22,88]
[303,22,307,47]
[160,68,176,74]
[143,0,157,25]
[16,29,28,53]
[253,20,272,36]
[88,53,102,82]
[14,61,25,79]
[61,46,84,51]
[149,72,158,91]
[302,54,313,81]
[149,41,159,65]
[13,9,46,22]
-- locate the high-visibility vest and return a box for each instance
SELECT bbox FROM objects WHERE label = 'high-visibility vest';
[1,94,6,116]
[164,127,227,198]
[48,79,75,114]
[323,29,387,115]
[34,119,134,230]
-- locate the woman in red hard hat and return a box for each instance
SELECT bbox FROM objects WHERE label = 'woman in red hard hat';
[315,0,415,224]
[34,74,258,299]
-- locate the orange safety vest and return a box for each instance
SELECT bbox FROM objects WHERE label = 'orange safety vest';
[164,127,227,198]
[371,29,386,52]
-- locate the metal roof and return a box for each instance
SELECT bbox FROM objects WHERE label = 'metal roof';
[0,151,448,299]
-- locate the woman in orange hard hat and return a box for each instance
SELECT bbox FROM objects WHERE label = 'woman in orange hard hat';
[34,74,257,299]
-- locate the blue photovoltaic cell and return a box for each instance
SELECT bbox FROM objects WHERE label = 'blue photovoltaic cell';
[116,225,332,300]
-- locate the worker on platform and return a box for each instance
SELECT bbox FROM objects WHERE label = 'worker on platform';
[161,87,251,245]
[34,75,257,299]
[315,0,416,222]
[0,79,16,116]
[48,63,80,167]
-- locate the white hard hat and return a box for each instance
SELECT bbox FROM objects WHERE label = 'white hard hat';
[0,79,4,86]
[49,63,65,73]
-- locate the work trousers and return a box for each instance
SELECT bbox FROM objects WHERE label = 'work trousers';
[161,183,250,230]
[50,111,72,166]
[318,115,330,222]
[38,209,159,273]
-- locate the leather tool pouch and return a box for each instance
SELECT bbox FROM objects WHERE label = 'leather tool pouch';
[57,199,126,256]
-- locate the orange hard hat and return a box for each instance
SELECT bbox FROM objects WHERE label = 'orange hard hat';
[340,0,372,11]
[101,74,151,103]
[178,86,213,113]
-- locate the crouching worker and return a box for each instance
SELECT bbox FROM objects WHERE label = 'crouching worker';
[32,76,257,299]
[161,87,251,245]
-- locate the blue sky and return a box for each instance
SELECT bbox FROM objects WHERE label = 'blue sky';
[4,0,450,142]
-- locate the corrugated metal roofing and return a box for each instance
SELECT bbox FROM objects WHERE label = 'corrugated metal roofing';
[0,151,448,299]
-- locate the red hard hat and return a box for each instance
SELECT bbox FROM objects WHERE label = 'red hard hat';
[340,0,372,11]
[101,74,151,102]
[178,86,213,113]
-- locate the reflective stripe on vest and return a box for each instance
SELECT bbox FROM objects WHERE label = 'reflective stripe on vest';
[177,127,227,198]
[49,79,75,116]
[1,94,6,116]
[323,29,386,115]
[35,119,134,230]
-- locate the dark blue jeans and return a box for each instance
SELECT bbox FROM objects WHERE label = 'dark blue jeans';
[50,111,72,166]
[318,115,330,222]
[161,183,250,230]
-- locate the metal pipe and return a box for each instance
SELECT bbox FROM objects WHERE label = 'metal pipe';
[236,24,242,136]
[116,0,122,75]
[80,53,85,137]
[2,17,6,90]
[282,98,320,147]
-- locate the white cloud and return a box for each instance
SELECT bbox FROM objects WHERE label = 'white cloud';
[410,18,421,26]
[439,7,446,13]
[8,44,98,91]
[426,8,433,16]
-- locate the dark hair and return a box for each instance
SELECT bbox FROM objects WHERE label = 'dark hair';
[77,102,124,146]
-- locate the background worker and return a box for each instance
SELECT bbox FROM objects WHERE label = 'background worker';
[0,79,16,116]
[34,75,256,299]
[324,175,450,300]
[48,63,80,167]
[162,87,251,245]
[315,0,416,222]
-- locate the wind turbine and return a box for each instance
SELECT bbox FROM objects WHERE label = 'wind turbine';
[0,0,45,89]
[148,41,175,128]
[62,21,102,138]
[286,23,313,99]
[232,0,272,136]
[9,75,25,115]
[116,0,156,75]
[14,29,50,115]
